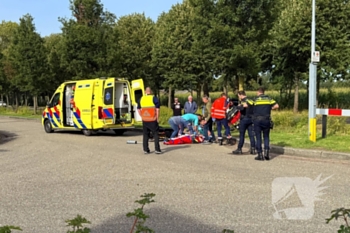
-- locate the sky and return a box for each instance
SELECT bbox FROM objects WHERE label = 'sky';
[0,0,182,37]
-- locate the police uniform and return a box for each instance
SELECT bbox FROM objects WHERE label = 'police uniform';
[137,94,161,154]
[233,97,256,154]
[252,94,278,161]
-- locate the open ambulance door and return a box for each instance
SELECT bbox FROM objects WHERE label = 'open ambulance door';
[102,78,115,125]
[73,81,94,129]
[131,79,145,123]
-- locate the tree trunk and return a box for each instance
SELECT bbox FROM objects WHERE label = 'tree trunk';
[203,81,209,97]
[33,96,38,114]
[25,92,28,106]
[168,86,172,109]
[15,92,19,112]
[6,94,9,106]
[238,76,244,91]
[196,82,201,106]
[293,74,299,114]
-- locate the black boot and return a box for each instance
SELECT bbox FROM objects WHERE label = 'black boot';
[264,149,270,160]
[232,148,243,154]
[250,147,256,155]
[218,138,223,146]
[255,152,264,161]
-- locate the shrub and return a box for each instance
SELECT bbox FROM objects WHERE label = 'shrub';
[326,207,350,233]
[0,226,22,233]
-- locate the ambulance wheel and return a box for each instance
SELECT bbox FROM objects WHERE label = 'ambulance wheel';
[82,129,93,136]
[113,129,126,136]
[44,119,53,133]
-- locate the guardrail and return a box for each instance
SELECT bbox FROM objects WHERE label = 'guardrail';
[316,108,350,138]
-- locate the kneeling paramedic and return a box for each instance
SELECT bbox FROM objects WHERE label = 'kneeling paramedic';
[137,87,162,154]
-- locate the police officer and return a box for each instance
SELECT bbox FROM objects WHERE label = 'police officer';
[252,87,279,161]
[232,90,256,155]
[137,87,162,154]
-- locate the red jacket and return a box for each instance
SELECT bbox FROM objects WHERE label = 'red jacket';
[211,97,227,119]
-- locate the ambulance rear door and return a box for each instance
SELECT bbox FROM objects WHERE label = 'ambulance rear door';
[131,79,145,123]
[102,78,115,125]
[73,80,95,129]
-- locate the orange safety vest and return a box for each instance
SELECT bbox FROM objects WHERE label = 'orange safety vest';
[140,95,157,122]
[211,97,227,119]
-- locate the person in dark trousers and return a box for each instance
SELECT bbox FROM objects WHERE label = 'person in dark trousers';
[172,97,183,116]
[211,93,232,145]
[137,87,162,154]
[201,95,216,144]
[232,90,256,155]
[252,87,279,161]
[183,95,198,114]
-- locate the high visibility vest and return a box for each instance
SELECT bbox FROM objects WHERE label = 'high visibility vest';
[140,95,157,122]
[211,97,227,119]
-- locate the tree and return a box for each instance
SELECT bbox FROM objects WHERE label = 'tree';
[115,13,156,84]
[44,33,68,96]
[267,0,350,111]
[59,0,119,80]
[7,14,48,113]
[212,0,280,91]
[0,21,19,105]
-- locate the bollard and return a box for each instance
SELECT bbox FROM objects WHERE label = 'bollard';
[322,114,327,138]
[127,140,138,144]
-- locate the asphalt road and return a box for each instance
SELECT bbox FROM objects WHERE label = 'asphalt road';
[0,117,349,233]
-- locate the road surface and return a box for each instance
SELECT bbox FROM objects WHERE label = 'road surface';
[0,117,349,233]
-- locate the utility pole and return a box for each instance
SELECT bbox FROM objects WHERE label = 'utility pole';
[308,0,319,142]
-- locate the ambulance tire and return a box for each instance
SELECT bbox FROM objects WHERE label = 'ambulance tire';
[113,129,126,136]
[44,119,53,133]
[82,129,93,136]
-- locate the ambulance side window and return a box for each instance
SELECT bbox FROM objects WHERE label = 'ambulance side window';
[51,93,60,107]
[104,87,113,105]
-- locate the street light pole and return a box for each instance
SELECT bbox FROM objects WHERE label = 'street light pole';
[308,0,317,142]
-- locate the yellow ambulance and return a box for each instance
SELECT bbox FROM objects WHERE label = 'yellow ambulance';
[42,77,144,136]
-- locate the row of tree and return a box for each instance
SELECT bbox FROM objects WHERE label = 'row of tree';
[1,0,350,113]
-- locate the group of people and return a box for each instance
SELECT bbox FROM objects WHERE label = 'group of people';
[232,88,279,161]
[137,86,279,161]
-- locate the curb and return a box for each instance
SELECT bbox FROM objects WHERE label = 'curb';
[241,142,350,161]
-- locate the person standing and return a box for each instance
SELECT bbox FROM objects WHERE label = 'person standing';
[137,87,162,154]
[202,95,216,144]
[172,97,183,116]
[252,87,279,161]
[211,93,232,145]
[232,90,256,155]
[183,95,198,114]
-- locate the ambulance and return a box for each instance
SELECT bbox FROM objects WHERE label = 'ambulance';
[42,77,145,136]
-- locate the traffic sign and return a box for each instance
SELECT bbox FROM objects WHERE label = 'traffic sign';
[312,51,320,63]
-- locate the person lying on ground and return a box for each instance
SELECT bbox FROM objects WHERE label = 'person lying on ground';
[163,134,205,145]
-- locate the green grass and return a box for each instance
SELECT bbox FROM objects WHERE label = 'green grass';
[0,107,42,119]
[270,130,350,153]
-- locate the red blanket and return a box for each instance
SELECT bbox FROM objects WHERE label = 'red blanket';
[163,135,204,145]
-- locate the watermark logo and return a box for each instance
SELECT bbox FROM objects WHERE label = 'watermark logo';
[272,174,333,220]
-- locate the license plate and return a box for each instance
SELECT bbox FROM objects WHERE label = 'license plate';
[105,119,113,124]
